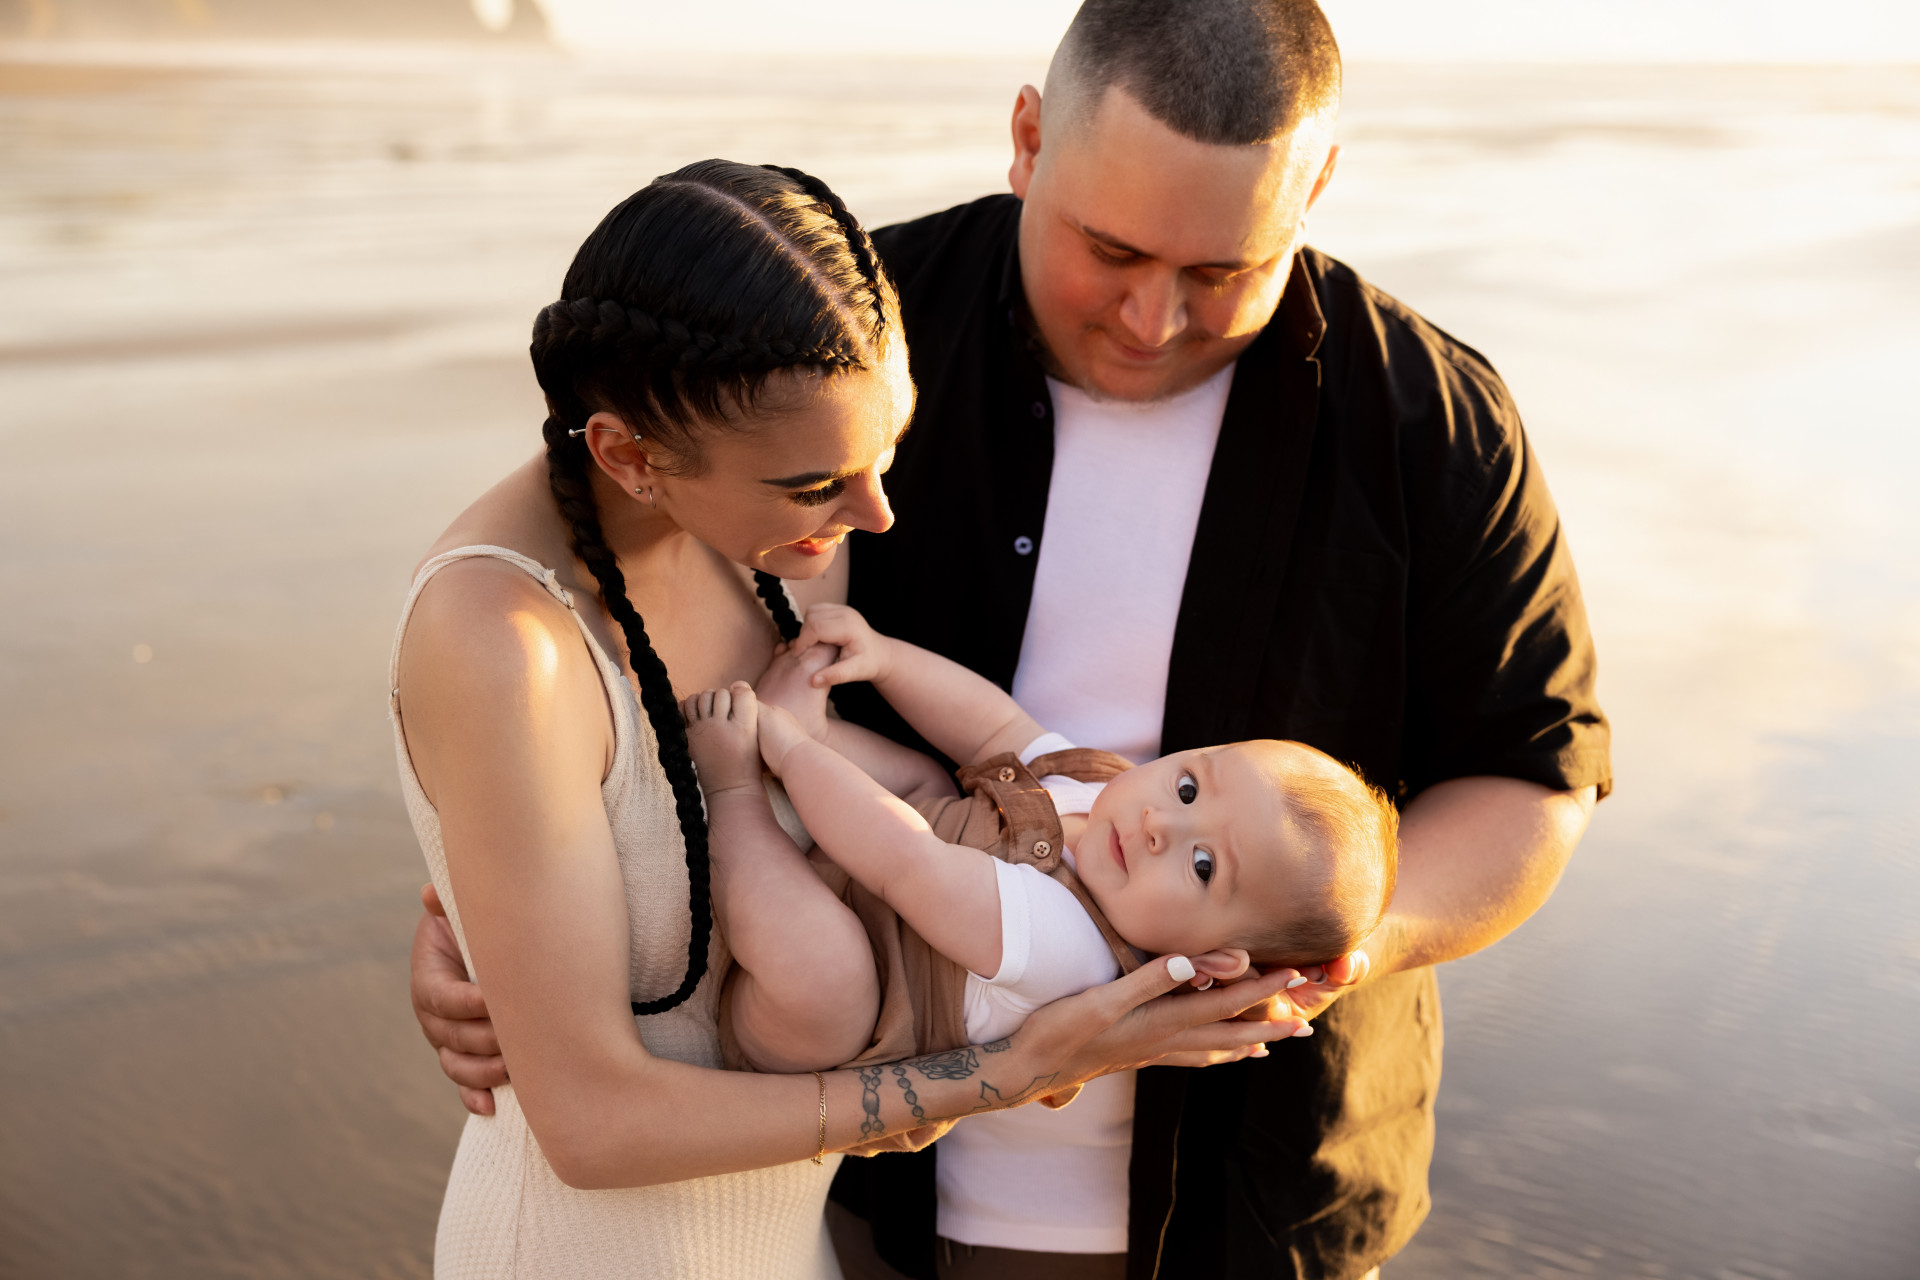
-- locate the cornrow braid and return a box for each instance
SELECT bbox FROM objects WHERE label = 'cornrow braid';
[762,164,889,338]
[534,297,863,378]
[752,570,803,643]
[541,413,715,1017]
[528,160,894,1017]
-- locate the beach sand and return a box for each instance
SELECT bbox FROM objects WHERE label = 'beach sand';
[1,49,1916,1278]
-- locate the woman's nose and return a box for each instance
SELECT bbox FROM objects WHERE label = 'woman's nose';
[840,469,894,535]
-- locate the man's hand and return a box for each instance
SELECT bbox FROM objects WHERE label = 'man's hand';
[412,883,507,1116]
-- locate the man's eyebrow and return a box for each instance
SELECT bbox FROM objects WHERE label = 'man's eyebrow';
[759,418,914,489]
[1080,223,1252,272]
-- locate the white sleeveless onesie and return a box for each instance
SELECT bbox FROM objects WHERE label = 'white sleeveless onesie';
[389,546,841,1280]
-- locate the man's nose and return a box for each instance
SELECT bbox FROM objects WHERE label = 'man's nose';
[840,468,894,535]
[1118,271,1187,350]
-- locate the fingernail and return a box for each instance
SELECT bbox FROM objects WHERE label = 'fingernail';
[1194,976,1214,990]
[1250,1044,1269,1058]
[1291,1023,1314,1037]
[1285,975,1309,989]
[1167,956,1196,983]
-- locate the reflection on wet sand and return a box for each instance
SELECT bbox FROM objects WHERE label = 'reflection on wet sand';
[0,46,1915,1279]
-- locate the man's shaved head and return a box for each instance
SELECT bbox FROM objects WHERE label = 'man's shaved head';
[1047,0,1342,147]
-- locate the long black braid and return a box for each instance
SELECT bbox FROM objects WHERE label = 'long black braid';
[531,160,894,1017]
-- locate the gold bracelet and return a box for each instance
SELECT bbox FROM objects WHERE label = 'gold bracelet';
[811,1071,827,1166]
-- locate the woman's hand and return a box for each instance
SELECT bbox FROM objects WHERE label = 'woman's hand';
[1000,956,1306,1101]
[412,884,506,1116]
[789,603,893,688]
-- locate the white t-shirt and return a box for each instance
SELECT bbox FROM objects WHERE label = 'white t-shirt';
[937,366,1233,1253]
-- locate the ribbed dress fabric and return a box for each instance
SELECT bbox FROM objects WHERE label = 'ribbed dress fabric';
[390,546,841,1280]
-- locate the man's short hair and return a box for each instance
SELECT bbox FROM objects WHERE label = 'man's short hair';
[1051,0,1341,146]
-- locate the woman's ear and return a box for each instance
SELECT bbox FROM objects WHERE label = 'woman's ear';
[581,411,654,495]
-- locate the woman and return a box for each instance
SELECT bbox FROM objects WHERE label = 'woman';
[390,160,1290,1278]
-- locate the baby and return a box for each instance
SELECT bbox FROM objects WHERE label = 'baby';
[684,604,1399,1077]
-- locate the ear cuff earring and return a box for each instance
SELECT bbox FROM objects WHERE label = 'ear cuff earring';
[636,486,656,508]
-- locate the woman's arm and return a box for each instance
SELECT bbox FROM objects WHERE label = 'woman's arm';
[399,566,1298,1186]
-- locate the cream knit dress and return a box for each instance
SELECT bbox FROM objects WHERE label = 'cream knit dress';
[390,547,841,1280]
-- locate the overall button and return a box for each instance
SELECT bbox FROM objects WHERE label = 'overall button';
[997,767,1017,783]
[1032,840,1051,858]
[1013,535,1034,556]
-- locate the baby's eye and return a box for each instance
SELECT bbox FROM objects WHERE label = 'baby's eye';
[790,478,847,508]
[1176,772,1198,804]
[1191,847,1215,884]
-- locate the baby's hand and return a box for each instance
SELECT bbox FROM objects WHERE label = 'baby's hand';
[755,701,816,776]
[754,641,837,741]
[683,683,765,797]
[789,603,892,689]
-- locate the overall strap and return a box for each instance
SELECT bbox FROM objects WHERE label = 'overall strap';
[957,753,1142,977]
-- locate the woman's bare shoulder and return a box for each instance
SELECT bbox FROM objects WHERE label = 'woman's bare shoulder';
[414,454,571,578]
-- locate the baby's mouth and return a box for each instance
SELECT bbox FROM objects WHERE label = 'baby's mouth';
[1109,826,1127,874]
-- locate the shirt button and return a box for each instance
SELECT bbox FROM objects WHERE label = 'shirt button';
[1013,535,1034,556]
[1033,840,1051,857]
[1030,401,1047,419]
[998,767,1017,783]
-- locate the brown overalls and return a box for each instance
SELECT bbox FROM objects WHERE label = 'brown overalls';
[719,749,1142,1099]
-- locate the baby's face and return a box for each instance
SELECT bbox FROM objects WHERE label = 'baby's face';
[1073,741,1313,958]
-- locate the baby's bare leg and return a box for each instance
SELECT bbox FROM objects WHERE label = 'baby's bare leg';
[684,683,878,1073]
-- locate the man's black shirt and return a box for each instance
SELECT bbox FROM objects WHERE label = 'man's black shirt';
[830,194,1610,1280]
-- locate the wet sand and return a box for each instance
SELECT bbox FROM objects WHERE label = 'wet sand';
[1,48,1916,1279]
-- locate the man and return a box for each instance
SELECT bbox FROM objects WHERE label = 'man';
[413,3,1609,1277]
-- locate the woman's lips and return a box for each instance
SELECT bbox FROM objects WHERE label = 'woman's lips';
[782,531,846,557]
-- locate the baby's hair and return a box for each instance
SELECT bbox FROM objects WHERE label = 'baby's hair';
[1238,750,1399,971]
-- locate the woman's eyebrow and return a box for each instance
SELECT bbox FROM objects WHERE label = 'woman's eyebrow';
[759,421,913,489]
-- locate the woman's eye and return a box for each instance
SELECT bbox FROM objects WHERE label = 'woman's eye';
[1176,772,1198,804]
[1192,848,1214,884]
[790,479,847,508]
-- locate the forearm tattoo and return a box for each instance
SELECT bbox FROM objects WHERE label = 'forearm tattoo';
[878,1037,1060,1122]
[857,1065,886,1138]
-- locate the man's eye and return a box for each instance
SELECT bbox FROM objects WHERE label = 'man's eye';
[1192,848,1214,884]
[1176,772,1198,804]
[791,479,847,507]
[1091,243,1134,265]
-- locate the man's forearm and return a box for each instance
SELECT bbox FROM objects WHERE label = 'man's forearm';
[1371,775,1597,976]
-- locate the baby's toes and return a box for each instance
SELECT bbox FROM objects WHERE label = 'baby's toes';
[725,681,758,723]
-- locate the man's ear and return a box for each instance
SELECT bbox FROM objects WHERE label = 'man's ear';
[1008,84,1043,199]
[1303,142,1340,214]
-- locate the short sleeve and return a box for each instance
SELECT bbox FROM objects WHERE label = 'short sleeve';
[963,862,1121,1044]
[1401,360,1612,800]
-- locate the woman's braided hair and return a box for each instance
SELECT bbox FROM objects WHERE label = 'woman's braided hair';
[533,160,894,1015]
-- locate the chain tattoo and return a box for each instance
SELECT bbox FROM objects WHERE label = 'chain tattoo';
[857,1065,886,1139]
[890,1063,926,1122]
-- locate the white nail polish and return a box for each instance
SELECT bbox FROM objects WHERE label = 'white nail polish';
[1194,976,1214,990]
[1286,975,1309,989]
[1291,1023,1313,1037]
[1167,956,1196,983]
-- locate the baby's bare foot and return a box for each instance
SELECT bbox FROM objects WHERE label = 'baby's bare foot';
[755,642,838,739]
[683,682,764,795]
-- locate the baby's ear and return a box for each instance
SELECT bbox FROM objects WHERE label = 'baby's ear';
[1188,949,1251,985]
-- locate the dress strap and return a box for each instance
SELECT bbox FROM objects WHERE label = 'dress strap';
[388,545,583,698]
